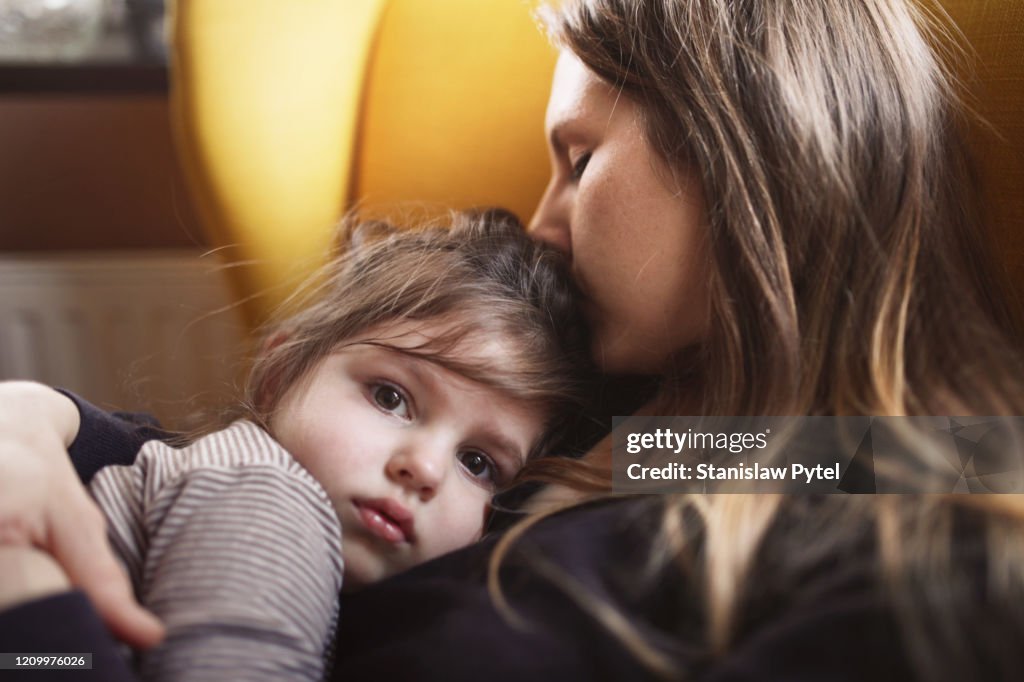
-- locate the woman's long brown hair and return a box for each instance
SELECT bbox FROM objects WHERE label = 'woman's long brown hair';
[489,2,1024,679]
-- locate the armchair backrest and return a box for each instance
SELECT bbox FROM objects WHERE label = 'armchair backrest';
[171,0,554,325]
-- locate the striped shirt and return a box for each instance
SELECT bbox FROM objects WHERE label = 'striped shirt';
[89,420,344,681]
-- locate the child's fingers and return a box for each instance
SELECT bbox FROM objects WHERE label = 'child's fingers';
[48,498,165,649]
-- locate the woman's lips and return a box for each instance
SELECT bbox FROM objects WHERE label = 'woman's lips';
[353,499,415,544]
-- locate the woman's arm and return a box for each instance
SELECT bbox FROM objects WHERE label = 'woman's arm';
[0,381,163,648]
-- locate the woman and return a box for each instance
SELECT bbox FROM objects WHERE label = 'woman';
[3,0,1024,679]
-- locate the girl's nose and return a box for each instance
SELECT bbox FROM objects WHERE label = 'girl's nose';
[386,439,449,501]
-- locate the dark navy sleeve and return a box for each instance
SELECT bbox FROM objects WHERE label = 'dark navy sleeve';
[55,389,170,485]
[0,592,137,681]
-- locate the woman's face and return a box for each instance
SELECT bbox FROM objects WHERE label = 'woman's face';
[530,51,710,375]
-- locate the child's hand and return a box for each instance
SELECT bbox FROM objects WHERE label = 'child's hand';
[0,381,165,648]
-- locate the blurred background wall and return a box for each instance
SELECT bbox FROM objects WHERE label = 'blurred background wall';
[0,0,245,427]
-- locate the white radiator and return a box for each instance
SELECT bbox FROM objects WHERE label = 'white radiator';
[0,251,247,428]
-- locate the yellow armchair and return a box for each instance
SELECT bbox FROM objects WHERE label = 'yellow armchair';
[170,0,1023,329]
[171,0,385,324]
[170,0,555,326]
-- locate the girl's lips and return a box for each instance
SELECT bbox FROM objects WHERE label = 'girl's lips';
[353,499,415,544]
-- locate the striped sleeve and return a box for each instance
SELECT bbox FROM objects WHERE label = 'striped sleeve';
[89,420,344,682]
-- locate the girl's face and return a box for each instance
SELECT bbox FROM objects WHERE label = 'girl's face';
[531,51,711,375]
[269,319,544,590]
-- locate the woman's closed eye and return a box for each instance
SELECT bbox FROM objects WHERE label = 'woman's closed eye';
[370,382,413,420]
[570,151,592,181]
[457,449,501,487]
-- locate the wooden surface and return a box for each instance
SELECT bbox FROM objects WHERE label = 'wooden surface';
[0,94,203,251]
[0,63,167,94]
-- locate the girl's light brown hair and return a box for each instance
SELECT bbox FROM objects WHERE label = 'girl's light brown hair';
[241,208,597,463]
[489,2,1024,679]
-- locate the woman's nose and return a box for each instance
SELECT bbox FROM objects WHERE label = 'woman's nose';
[386,440,448,501]
[528,181,572,256]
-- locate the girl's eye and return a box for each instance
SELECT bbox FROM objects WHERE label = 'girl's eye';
[457,449,498,485]
[570,151,592,181]
[371,383,410,419]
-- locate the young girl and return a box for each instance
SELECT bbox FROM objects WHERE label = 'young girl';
[81,208,595,680]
